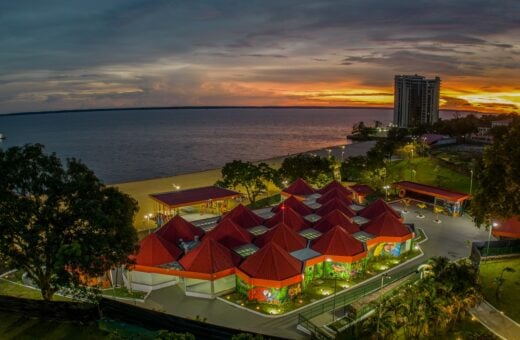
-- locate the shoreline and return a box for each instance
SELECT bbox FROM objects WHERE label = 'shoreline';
[113,141,376,229]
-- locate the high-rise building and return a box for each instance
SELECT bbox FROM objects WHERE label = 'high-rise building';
[393,75,441,128]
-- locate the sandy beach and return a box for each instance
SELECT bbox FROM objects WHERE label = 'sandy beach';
[113,141,376,229]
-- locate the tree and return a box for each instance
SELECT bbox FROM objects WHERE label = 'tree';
[471,118,520,227]
[0,144,139,300]
[216,160,276,205]
[494,267,515,300]
[278,154,335,187]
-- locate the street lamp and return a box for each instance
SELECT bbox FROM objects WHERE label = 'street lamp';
[376,273,391,335]
[486,222,498,258]
[144,213,154,233]
[383,185,390,201]
[341,145,346,162]
[326,258,338,321]
[282,180,288,187]
[469,169,474,195]
[172,183,180,191]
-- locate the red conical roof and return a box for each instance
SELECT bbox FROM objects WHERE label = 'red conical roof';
[135,233,182,266]
[264,207,311,231]
[239,243,302,281]
[315,198,356,217]
[362,211,411,237]
[358,199,401,220]
[272,195,313,216]
[156,215,203,243]
[205,219,253,249]
[283,178,315,196]
[221,204,264,229]
[317,188,354,205]
[317,180,353,196]
[311,226,365,257]
[314,209,360,234]
[254,223,307,252]
[178,237,241,274]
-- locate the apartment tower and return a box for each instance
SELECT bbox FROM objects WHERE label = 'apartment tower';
[393,75,441,128]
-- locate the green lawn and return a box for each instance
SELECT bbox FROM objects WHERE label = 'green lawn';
[0,278,70,301]
[388,157,472,194]
[102,286,147,300]
[479,257,520,323]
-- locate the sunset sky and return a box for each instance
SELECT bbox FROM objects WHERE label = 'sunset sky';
[1,1,519,114]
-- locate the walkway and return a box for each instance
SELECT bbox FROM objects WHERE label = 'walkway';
[471,300,520,340]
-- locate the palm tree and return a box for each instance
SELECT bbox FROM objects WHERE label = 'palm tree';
[494,267,515,300]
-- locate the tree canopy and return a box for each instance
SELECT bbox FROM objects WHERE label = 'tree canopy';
[471,118,520,227]
[216,160,277,205]
[278,154,336,187]
[0,144,139,300]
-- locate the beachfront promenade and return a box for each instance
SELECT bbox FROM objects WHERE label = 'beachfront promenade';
[125,202,490,339]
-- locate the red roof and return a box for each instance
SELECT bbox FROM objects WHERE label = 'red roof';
[239,243,302,280]
[311,226,365,257]
[315,198,356,217]
[493,216,520,239]
[205,219,253,249]
[135,233,182,266]
[221,204,264,229]
[150,186,240,208]
[393,181,470,202]
[282,178,315,196]
[254,223,307,252]
[349,184,374,196]
[264,207,311,231]
[317,180,353,196]
[362,211,411,237]
[178,237,241,274]
[314,209,360,234]
[316,188,354,205]
[156,215,203,243]
[358,199,401,220]
[272,196,313,216]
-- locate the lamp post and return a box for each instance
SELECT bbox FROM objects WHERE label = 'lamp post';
[486,222,498,258]
[469,169,474,195]
[341,145,346,161]
[383,185,390,201]
[172,183,180,191]
[376,273,391,335]
[326,258,338,321]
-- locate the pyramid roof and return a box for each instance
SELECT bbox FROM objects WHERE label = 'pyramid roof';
[349,184,374,196]
[135,233,182,266]
[311,225,365,257]
[282,178,315,196]
[315,198,356,217]
[264,207,311,231]
[314,209,360,234]
[221,204,264,229]
[178,237,241,274]
[205,219,253,249]
[156,215,203,244]
[317,180,353,196]
[358,199,401,220]
[239,243,302,281]
[272,195,313,216]
[316,188,354,205]
[362,211,411,237]
[254,223,307,252]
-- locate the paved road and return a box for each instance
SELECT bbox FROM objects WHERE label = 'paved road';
[471,300,520,340]
[135,202,490,339]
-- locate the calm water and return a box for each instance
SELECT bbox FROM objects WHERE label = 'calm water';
[0,108,393,183]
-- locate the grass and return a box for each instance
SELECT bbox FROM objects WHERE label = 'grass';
[102,286,147,300]
[414,228,427,244]
[0,310,108,340]
[387,156,473,194]
[479,257,520,323]
[247,193,281,209]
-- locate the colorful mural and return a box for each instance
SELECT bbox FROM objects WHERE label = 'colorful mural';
[237,276,302,304]
[373,242,403,257]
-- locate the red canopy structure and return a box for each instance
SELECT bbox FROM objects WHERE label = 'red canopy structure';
[393,181,470,203]
[178,237,241,274]
[311,226,366,262]
[281,178,315,199]
[221,204,264,229]
[317,180,353,196]
[239,243,302,281]
[150,186,240,208]
[264,207,311,231]
[358,199,402,220]
[315,198,356,217]
[492,217,520,239]
[317,188,354,205]
[362,211,411,238]
[254,223,307,252]
[156,215,203,243]
[205,219,253,249]
[272,195,313,216]
[313,209,360,234]
[135,233,182,266]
